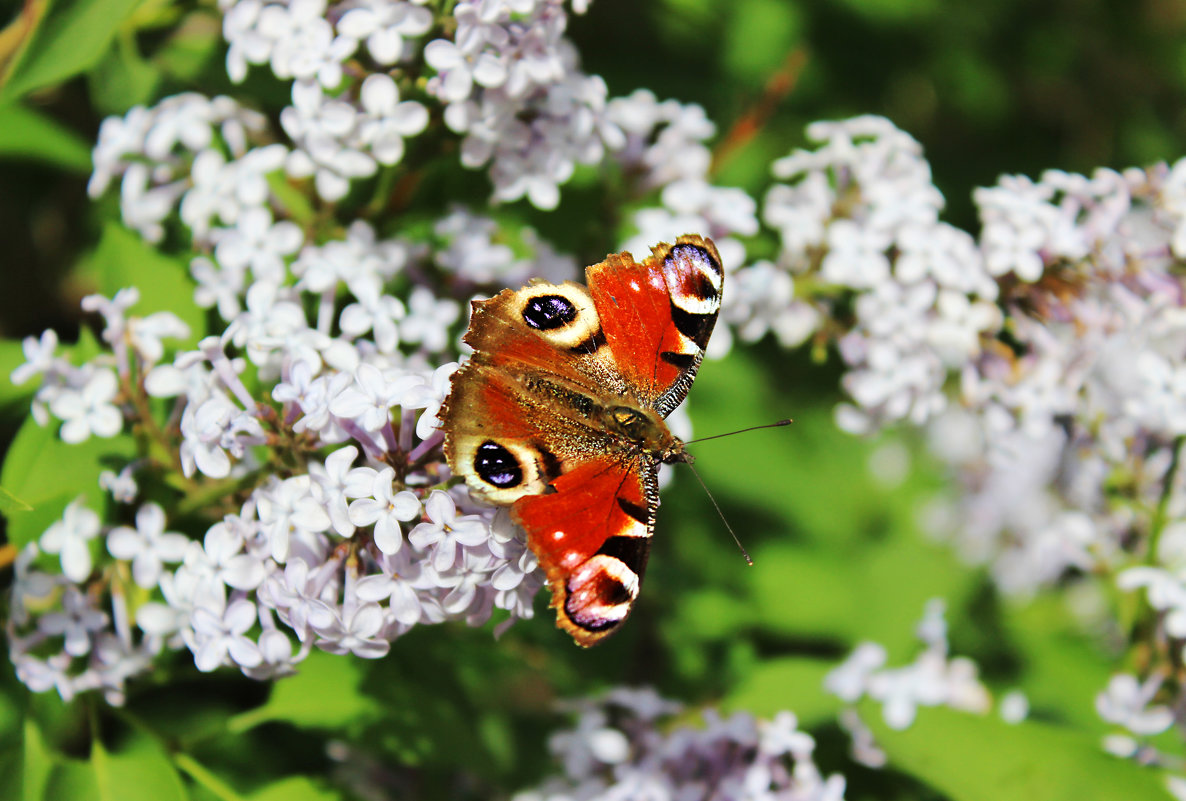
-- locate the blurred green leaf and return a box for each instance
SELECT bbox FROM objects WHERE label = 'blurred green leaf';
[0,104,90,172]
[866,705,1167,801]
[92,729,186,801]
[87,222,205,345]
[249,776,343,801]
[722,0,802,84]
[0,412,135,548]
[0,0,143,103]
[43,759,99,801]
[1001,596,1115,731]
[723,657,840,726]
[86,36,159,113]
[20,719,54,801]
[0,485,33,514]
[228,650,376,733]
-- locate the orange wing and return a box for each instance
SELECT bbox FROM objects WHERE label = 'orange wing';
[512,455,657,647]
[587,235,723,415]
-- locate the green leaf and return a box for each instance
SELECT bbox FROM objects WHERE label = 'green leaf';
[1002,595,1117,732]
[723,656,840,727]
[865,705,1168,801]
[227,650,376,733]
[722,0,802,83]
[92,729,186,801]
[87,222,205,345]
[20,719,54,801]
[43,759,99,801]
[248,777,343,801]
[0,0,143,103]
[0,413,135,548]
[0,104,90,172]
[86,35,160,114]
[0,485,34,515]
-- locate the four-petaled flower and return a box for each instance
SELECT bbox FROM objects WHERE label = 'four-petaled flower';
[40,499,102,582]
[107,502,191,589]
[408,490,490,572]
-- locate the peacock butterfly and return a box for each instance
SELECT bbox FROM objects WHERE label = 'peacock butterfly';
[440,234,723,646]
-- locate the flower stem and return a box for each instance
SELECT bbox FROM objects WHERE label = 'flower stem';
[173,753,249,801]
[1149,434,1185,564]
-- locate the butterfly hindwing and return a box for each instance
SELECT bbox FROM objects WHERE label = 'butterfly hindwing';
[511,455,657,646]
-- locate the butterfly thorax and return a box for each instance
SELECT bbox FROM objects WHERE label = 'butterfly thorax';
[601,404,690,465]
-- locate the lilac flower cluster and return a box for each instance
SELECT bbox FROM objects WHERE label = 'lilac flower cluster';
[749,116,1001,430]
[741,116,1186,779]
[7,251,548,700]
[825,599,995,756]
[12,0,773,707]
[514,687,847,801]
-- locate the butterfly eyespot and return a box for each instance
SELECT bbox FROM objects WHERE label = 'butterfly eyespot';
[563,554,640,633]
[523,294,578,330]
[664,243,723,322]
[474,441,523,488]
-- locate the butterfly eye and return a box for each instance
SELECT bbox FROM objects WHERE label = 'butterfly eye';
[474,441,523,488]
[522,294,578,330]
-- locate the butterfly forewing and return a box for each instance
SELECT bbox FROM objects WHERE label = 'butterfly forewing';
[587,235,723,415]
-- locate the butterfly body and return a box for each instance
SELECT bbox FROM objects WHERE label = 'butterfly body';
[440,235,723,646]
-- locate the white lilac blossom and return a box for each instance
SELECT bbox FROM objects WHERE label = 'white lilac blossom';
[826,600,991,732]
[426,1,623,209]
[514,688,847,801]
[106,503,190,589]
[8,197,590,703]
[753,115,1001,434]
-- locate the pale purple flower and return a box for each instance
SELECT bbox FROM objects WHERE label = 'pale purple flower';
[337,0,432,65]
[194,516,268,591]
[329,364,416,431]
[1096,674,1174,736]
[49,368,123,443]
[212,206,304,284]
[347,466,421,554]
[191,591,263,672]
[338,292,406,353]
[308,601,390,658]
[357,74,429,165]
[256,475,333,562]
[40,499,101,582]
[99,464,139,503]
[37,587,109,657]
[107,502,190,589]
[307,445,369,536]
[408,490,490,572]
[11,329,60,385]
[192,255,247,321]
[424,38,506,103]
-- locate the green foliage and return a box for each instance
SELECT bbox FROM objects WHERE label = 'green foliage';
[1,411,135,548]
[3,0,1184,799]
[84,223,206,345]
[866,705,1167,801]
[0,0,144,103]
[0,105,91,172]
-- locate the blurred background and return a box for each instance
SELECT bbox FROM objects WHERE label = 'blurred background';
[2,0,1185,799]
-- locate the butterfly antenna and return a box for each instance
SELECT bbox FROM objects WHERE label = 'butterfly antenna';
[685,418,792,445]
[684,461,753,566]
